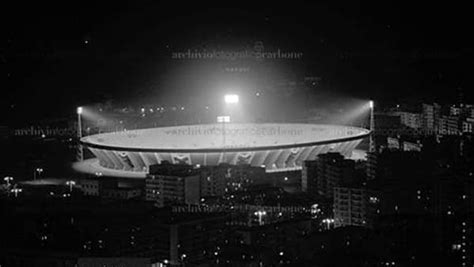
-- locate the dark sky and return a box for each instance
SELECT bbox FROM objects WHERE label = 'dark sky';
[1,2,472,121]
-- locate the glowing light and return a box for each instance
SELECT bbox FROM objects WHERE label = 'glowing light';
[254,210,267,225]
[217,116,230,123]
[11,188,22,197]
[77,106,83,115]
[224,94,239,104]
[369,100,374,109]
[4,176,13,186]
[66,180,76,186]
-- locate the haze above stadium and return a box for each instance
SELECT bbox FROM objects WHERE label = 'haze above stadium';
[1,2,472,124]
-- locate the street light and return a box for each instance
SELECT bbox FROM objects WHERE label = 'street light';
[11,188,22,197]
[4,176,13,186]
[180,254,187,266]
[34,168,43,180]
[322,218,335,230]
[254,210,267,225]
[77,106,84,161]
[66,180,76,192]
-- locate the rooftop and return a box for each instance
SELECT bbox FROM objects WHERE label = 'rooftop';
[81,123,370,152]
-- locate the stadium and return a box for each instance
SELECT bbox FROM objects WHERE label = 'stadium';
[73,123,370,178]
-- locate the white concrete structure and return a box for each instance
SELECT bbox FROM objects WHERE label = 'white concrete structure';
[73,123,370,178]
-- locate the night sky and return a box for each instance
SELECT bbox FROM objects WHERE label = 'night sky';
[1,2,472,122]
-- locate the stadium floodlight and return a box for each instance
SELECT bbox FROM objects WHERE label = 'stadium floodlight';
[217,116,231,123]
[77,106,83,115]
[224,94,239,104]
[369,100,374,109]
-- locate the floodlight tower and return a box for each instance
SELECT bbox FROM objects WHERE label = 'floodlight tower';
[77,107,84,161]
[369,100,375,152]
[220,94,239,161]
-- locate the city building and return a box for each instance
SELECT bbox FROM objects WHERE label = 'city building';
[333,186,378,228]
[366,149,428,181]
[394,111,423,129]
[386,137,422,152]
[373,113,402,135]
[438,115,460,136]
[102,187,142,200]
[145,163,200,207]
[462,118,474,133]
[422,103,441,134]
[79,178,117,196]
[200,164,266,196]
[450,105,462,116]
[200,165,228,197]
[302,160,318,193]
[302,152,355,198]
[110,212,228,266]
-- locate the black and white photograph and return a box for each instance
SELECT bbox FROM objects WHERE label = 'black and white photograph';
[0,2,473,267]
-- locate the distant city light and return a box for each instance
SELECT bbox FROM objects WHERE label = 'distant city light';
[77,106,83,115]
[369,100,374,109]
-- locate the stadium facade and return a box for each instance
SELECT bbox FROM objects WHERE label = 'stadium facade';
[73,123,370,178]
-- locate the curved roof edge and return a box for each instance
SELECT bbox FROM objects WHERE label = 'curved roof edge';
[80,129,371,153]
